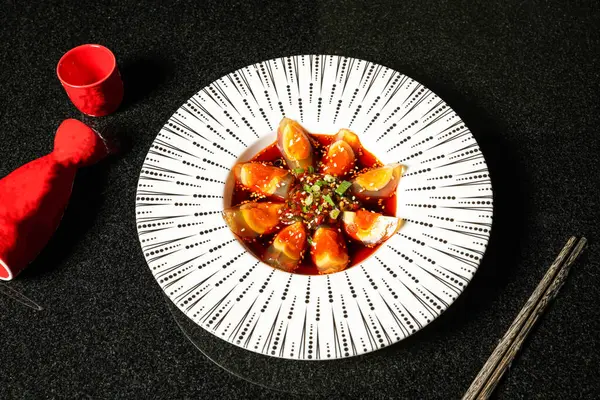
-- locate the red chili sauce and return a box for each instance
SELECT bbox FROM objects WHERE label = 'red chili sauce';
[229,133,397,275]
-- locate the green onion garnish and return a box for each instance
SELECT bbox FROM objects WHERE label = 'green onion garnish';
[304,194,314,206]
[307,166,315,173]
[311,184,320,192]
[316,180,327,187]
[302,205,309,213]
[303,184,312,193]
[294,168,305,175]
[323,194,335,207]
[335,181,353,196]
[307,237,313,245]
[324,174,335,182]
[329,209,340,219]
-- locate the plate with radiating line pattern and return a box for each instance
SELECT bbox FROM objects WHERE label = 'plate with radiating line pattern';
[135,55,493,360]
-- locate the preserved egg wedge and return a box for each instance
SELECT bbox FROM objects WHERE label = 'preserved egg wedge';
[264,221,307,272]
[233,162,294,199]
[310,226,350,274]
[334,128,362,154]
[351,163,406,201]
[320,139,356,177]
[342,210,404,247]
[277,118,315,176]
[222,202,284,239]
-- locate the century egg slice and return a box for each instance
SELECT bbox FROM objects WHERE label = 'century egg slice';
[320,140,355,177]
[277,118,315,176]
[222,202,284,239]
[264,221,307,272]
[233,162,294,199]
[334,128,362,154]
[310,226,350,274]
[342,210,403,247]
[351,163,406,201]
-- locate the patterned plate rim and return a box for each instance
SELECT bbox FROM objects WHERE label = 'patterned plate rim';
[135,54,494,361]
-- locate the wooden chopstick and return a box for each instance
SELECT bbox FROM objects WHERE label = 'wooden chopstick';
[462,236,588,400]
[462,236,577,399]
[475,236,587,398]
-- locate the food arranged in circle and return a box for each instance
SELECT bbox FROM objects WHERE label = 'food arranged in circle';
[224,118,406,275]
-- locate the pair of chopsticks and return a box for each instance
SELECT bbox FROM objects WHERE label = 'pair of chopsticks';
[462,236,587,400]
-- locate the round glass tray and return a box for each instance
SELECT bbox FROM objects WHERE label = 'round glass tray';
[163,292,457,396]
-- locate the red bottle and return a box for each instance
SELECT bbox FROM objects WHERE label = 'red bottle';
[0,119,110,280]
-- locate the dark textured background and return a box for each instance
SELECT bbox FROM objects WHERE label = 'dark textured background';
[1,0,599,398]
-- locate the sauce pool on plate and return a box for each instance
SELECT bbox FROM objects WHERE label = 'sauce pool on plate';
[224,118,405,275]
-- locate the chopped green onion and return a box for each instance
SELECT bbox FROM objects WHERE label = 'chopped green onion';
[307,166,315,173]
[307,237,313,245]
[304,194,314,206]
[317,204,323,213]
[316,180,327,186]
[323,194,335,207]
[294,168,305,175]
[302,205,309,213]
[329,209,340,219]
[324,174,335,182]
[335,181,353,196]
[303,184,312,193]
[311,184,320,192]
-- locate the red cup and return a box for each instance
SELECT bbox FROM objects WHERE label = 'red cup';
[57,44,124,117]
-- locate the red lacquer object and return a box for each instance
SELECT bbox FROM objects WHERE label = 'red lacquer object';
[56,44,124,117]
[0,119,110,280]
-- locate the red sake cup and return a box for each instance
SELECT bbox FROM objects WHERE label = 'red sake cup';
[57,44,124,117]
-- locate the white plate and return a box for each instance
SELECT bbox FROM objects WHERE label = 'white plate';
[136,55,493,360]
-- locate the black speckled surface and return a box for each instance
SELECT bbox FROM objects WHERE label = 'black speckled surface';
[1,1,599,399]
